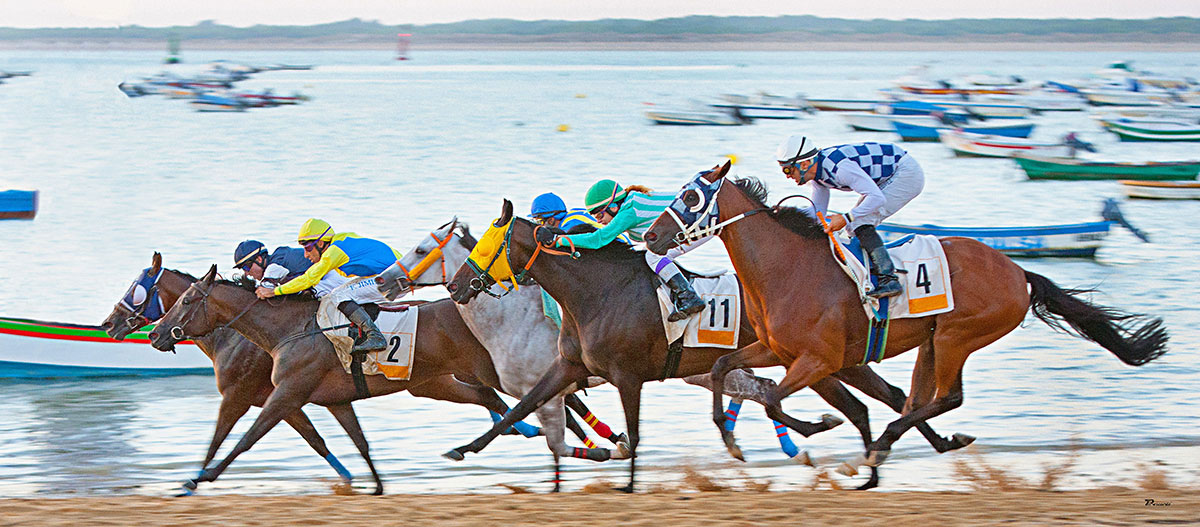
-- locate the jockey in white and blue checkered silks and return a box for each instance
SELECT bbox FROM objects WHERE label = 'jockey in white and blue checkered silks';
[776,135,926,299]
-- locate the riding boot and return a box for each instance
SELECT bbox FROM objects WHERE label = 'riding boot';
[665,273,706,322]
[854,225,903,299]
[338,301,388,354]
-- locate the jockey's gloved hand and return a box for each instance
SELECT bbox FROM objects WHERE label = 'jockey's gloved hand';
[535,227,558,246]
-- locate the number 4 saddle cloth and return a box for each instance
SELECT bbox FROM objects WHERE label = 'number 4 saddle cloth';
[317,296,419,380]
[837,233,955,320]
[657,272,742,350]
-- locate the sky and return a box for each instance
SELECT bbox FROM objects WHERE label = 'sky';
[2,0,1199,28]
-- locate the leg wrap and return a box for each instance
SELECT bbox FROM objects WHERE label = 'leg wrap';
[774,420,801,458]
[724,400,743,432]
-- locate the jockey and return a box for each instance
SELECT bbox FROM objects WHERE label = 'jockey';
[776,135,926,299]
[555,180,706,322]
[530,192,631,242]
[233,240,312,288]
[254,218,401,354]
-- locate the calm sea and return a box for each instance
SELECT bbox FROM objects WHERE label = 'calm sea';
[0,49,1197,496]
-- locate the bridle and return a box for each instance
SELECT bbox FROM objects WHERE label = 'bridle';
[163,279,258,343]
[465,221,578,299]
[118,269,165,331]
[661,176,818,249]
[392,224,458,291]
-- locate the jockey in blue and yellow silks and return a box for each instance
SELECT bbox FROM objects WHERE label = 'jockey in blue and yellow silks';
[255,218,400,354]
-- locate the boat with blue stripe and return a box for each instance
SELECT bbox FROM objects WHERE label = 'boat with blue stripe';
[0,317,211,379]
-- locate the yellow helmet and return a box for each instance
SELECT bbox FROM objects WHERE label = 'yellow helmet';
[297,218,335,243]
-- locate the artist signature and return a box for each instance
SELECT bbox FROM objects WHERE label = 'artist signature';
[1144,499,1172,507]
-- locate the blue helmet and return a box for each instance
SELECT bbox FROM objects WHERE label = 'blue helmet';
[530,192,568,220]
[233,240,267,269]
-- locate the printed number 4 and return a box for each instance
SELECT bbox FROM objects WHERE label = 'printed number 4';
[386,336,402,362]
[707,298,731,328]
[914,263,932,294]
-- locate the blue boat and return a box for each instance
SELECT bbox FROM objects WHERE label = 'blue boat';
[0,190,37,220]
[892,120,1035,141]
[877,200,1147,257]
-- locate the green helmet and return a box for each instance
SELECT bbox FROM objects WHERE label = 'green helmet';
[584,179,626,214]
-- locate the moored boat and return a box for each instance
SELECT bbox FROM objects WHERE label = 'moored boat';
[711,93,810,119]
[1100,119,1200,142]
[0,317,209,378]
[645,104,748,126]
[937,129,1076,158]
[190,93,248,112]
[1015,155,1200,181]
[0,190,37,220]
[1120,180,1200,200]
[893,120,1035,141]
[808,98,882,112]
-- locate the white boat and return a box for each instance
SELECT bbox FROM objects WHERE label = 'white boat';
[1121,181,1200,200]
[1094,106,1200,121]
[0,316,210,378]
[938,129,1077,158]
[711,93,810,119]
[808,98,882,112]
[645,104,748,126]
[840,113,947,132]
[1082,89,1175,107]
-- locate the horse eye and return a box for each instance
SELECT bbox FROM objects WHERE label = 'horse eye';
[182,298,190,305]
[682,190,700,207]
[416,248,427,256]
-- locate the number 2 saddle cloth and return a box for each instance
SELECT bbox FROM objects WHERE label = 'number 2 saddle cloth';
[317,296,419,380]
[657,272,743,350]
[836,233,956,320]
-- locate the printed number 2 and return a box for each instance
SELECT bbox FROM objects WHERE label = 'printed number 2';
[386,336,402,362]
[707,298,731,328]
[915,263,932,294]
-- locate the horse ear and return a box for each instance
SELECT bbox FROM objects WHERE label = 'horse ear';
[497,199,514,227]
[203,264,218,284]
[718,159,732,178]
[150,252,162,274]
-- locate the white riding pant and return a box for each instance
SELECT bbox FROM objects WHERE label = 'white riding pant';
[316,272,388,305]
[643,234,714,280]
[848,155,925,232]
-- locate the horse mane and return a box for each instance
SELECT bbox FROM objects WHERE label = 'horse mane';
[208,273,318,302]
[625,184,654,195]
[730,176,825,239]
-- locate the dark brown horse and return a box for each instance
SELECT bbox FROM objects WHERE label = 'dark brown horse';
[101,253,525,495]
[642,164,1169,474]
[145,264,548,494]
[442,200,972,491]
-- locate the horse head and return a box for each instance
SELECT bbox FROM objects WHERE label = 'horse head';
[101,251,169,340]
[644,160,731,254]
[448,199,534,304]
[377,217,475,300]
[149,264,220,351]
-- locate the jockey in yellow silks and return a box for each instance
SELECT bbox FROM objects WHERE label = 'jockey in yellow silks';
[255,218,401,354]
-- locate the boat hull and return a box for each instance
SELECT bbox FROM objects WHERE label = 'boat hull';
[0,190,37,220]
[938,130,1069,158]
[878,221,1112,257]
[894,120,1034,141]
[0,317,210,378]
[1015,156,1200,181]
[1121,180,1200,200]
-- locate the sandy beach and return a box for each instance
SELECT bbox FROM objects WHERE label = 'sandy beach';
[0,488,1194,526]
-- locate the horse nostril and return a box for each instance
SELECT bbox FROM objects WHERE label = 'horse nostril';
[375,276,386,286]
[149,331,159,340]
[645,231,657,242]
[100,321,111,331]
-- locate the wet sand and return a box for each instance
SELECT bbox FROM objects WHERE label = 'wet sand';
[0,489,1195,526]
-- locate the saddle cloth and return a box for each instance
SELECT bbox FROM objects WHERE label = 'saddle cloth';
[837,233,955,319]
[317,296,419,380]
[657,272,742,350]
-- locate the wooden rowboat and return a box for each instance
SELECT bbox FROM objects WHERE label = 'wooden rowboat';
[808,98,882,112]
[1015,155,1200,181]
[893,120,1034,141]
[1100,119,1200,142]
[938,129,1074,158]
[1121,180,1200,200]
[1,190,37,220]
[0,317,210,378]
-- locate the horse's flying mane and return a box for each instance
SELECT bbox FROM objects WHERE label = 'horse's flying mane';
[730,176,825,240]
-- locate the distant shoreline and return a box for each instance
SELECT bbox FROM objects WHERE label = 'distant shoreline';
[4,35,1200,52]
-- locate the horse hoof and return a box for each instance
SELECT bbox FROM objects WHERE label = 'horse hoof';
[821,413,844,429]
[613,484,634,494]
[614,432,629,446]
[835,462,859,477]
[726,443,745,462]
[173,487,195,498]
[615,441,633,460]
[443,449,466,461]
[181,479,198,491]
[865,450,890,467]
[794,451,815,467]
[952,433,976,448]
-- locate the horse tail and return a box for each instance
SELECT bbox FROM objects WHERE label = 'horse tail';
[1024,271,1168,366]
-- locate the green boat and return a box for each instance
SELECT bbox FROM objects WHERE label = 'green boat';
[1101,119,1200,142]
[1014,155,1200,181]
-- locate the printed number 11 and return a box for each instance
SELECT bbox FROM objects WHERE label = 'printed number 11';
[707,298,731,328]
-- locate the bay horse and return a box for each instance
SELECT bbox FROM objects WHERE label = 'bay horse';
[641,162,1169,474]
[442,200,973,491]
[378,219,815,466]
[100,253,524,495]
[145,264,544,494]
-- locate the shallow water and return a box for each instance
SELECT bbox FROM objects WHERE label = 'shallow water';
[0,49,1197,496]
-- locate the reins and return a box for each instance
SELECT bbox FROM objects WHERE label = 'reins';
[466,221,579,299]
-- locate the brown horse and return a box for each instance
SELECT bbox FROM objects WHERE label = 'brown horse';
[642,163,1169,474]
[145,264,547,494]
[101,253,525,495]
[442,200,973,491]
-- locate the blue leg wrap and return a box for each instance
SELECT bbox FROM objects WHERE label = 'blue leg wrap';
[491,410,542,438]
[325,453,353,482]
[723,400,743,432]
[773,420,801,458]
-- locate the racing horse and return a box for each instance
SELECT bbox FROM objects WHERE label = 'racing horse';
[145,265,544,494]
[377,220,809,468]
[641,162,1169,475]
[102,253,540,495]
[441,200,974,491]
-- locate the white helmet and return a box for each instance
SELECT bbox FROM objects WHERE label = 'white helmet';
[776,135,819,164]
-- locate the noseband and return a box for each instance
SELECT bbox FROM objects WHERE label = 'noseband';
[163,280,258,342]
[465,223,578,299]
[392,227,457,291]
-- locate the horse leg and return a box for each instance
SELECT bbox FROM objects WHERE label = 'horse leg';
[281,409,353,484]
[806,377,878,489]
[708,342,778,461]
[410,374,541,438]
[184,377,316,493]
[325,403,384,496]
[181,395,252,495]
[445,357,590,461]
[685,370,810,461]
[613,379,643,493]
[564,392,626,445]
[765,356,838,438]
